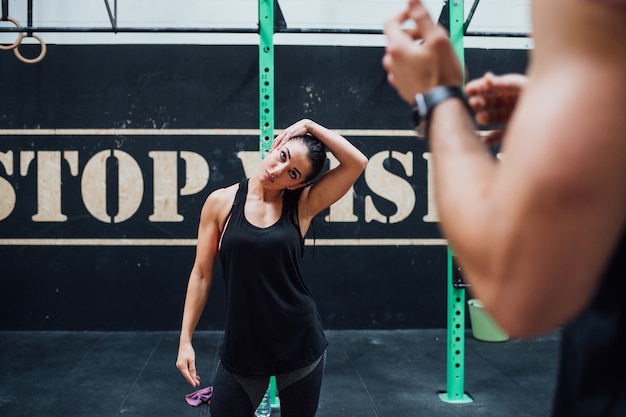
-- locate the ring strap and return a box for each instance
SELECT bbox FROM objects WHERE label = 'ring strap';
[27,0,32,36]
[2,0,8,20]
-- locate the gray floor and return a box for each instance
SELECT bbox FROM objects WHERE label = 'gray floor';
[0,329,561,417]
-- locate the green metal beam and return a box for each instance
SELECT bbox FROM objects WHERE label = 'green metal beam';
[439,0,473,404]
[259,0,274,160]
[439,249,473,403]
[258,0,280,411]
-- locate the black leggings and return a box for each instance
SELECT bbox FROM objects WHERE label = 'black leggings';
[210,352,326,417]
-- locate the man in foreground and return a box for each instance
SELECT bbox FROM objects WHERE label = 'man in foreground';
[383,0,626,415]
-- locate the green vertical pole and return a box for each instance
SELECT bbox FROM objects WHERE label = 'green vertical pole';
[439,248,472,403]
[259,0,274,160]
[449,0,465,66]
[258,0,279,410]
[439,0,473,404]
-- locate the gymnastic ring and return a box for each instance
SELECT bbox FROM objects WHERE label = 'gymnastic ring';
[0,17,25,51]
[14,33,46,64]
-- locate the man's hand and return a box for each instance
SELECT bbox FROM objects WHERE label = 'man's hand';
[465,72,528,144]
[383,0,464,104]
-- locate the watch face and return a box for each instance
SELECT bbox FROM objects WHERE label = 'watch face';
[412,96,428,139]
[415,94,429,118]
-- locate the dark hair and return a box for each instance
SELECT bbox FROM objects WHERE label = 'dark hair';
[283,133,327,247]
[295,133,327,183]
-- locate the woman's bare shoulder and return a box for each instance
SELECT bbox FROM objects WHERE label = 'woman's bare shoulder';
[207,183,238,203]
[201,183,240,220]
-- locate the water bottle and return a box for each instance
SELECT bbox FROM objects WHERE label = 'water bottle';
[254,389,271,417]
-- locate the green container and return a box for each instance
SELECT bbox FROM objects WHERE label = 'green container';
[467,299,509,342]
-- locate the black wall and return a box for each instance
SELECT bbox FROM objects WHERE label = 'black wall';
[0,44,528,330]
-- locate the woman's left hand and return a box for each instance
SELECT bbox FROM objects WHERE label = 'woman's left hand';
[271,119,313,151]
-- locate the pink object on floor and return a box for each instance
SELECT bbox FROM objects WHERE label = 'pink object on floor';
[185,385,213,406]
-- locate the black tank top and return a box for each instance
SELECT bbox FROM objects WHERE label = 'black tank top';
[552,230,626,416]
[218,178,327,376]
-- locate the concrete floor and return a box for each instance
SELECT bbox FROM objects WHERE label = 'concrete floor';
[0,329,561,417]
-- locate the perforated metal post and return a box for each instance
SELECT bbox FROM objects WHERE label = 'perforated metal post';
[439,249,473,403]
[439,0,473,404]
[258,0,279,410]
[259,0,274,160]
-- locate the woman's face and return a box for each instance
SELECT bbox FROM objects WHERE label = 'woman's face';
[259,140,313,191]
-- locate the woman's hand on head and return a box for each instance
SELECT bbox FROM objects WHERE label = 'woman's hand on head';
[271,119,313,152]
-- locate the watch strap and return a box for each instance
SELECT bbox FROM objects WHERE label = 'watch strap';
[411,85,473,139]
[424,86,471,119]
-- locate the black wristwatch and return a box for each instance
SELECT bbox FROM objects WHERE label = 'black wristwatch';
[411,85,472,138]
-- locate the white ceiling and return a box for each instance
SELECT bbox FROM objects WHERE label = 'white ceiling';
[0,0,532,48]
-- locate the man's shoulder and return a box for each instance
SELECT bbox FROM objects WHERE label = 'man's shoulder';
[587,0,626,13]
[536,0,626,62]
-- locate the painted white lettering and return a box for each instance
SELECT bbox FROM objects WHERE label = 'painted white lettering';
[0,151,15,221]
[237,151,261,178]
[113,150,144,223]
[422,152,439,223]
[30,151,68,222]
[82,150,112,223]
[64,151,79,176]
[82,150,144,223]
[180,151,210,196]
[148,151,209,222]
[364,151,415,224]
[20,151,34,176]
[149,151,183,222]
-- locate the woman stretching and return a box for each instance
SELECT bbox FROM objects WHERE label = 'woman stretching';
[176,119,368,417]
